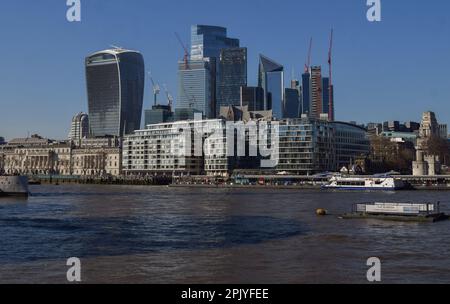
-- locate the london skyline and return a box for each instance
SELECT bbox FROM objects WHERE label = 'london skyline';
[1,0,449,140]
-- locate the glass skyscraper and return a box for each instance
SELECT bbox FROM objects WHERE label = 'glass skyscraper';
[177,25,243,118]
[177,59,212,118]
[301,72,311,116]
[258,55,284,119]
[240,86,265,111]
[85,48,145,137]
[284,88,300,119]
[190,25,239,60]
[217,48,247,115]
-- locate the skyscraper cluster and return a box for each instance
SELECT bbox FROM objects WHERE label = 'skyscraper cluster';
[177,25,247,119]
[82,25,336,139]
[175,25,335,122]
[299,66,334,120]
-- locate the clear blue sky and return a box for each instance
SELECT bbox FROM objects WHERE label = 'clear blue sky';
[0,0,449,140]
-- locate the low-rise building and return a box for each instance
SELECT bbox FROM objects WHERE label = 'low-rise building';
[331,121,371,171]
[72,147,121,176]
[0,136,122,176]
[123,116,370,177]
[122,120,207,176]
[275,118,335,175]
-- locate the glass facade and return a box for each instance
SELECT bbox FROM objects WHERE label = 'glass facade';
[276,119,370,174]
[176,59,212,118]
[182,25,243,119]
[322,77,330,116]
[144,105,173,126]
[258,55,284,119]
[86,49,144,137]
[283,88,300,119]
[240,86,265,111]
[191,25,240,60]
[331,122,370,170]
[301,72,311,116]
[276,118,335,175]
[217,48,247,115]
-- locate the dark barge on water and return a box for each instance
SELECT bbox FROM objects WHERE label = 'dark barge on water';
[341,202,449,223]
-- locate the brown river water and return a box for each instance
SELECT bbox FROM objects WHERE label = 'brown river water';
[0,184,449,284]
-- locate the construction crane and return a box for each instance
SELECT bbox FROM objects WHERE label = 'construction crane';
[163,84,174,110]
[327,29,334,121]
[175,32,190,70]
[147,71,160,106]
[304,37,313,73]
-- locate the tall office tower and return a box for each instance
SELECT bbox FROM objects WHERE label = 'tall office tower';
[177,25,243,118]
[240,86,265,111]
[284,88,300,119]
[309,66,323,119]
[258,54,284,119]
[176,59,213,118]
[68,112,89,141]
[321,77,335,121]
[190,25,240,60]
[301,72,311,116]
[216,48,247,116]
[85,48,145,137]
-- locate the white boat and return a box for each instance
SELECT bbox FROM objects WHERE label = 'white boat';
[0,176,30,197]
[323,175,404,191]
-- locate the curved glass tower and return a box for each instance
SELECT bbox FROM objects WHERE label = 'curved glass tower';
[86,48,145,137]
[258,55,284,119]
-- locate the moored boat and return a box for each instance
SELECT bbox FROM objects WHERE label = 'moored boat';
[0,175,30,197]
[322,174,405,191]
[341,202,448,222]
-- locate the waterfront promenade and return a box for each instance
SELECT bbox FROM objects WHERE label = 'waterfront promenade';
[27,174,450,190]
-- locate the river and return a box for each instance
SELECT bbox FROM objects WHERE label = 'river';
[0,184,449,283]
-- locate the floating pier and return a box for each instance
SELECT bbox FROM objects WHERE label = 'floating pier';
[341,202,449,223]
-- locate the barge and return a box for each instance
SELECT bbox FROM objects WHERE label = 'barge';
[341,202,448,222]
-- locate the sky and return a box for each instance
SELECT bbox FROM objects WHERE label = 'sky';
[0,0,449,140]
